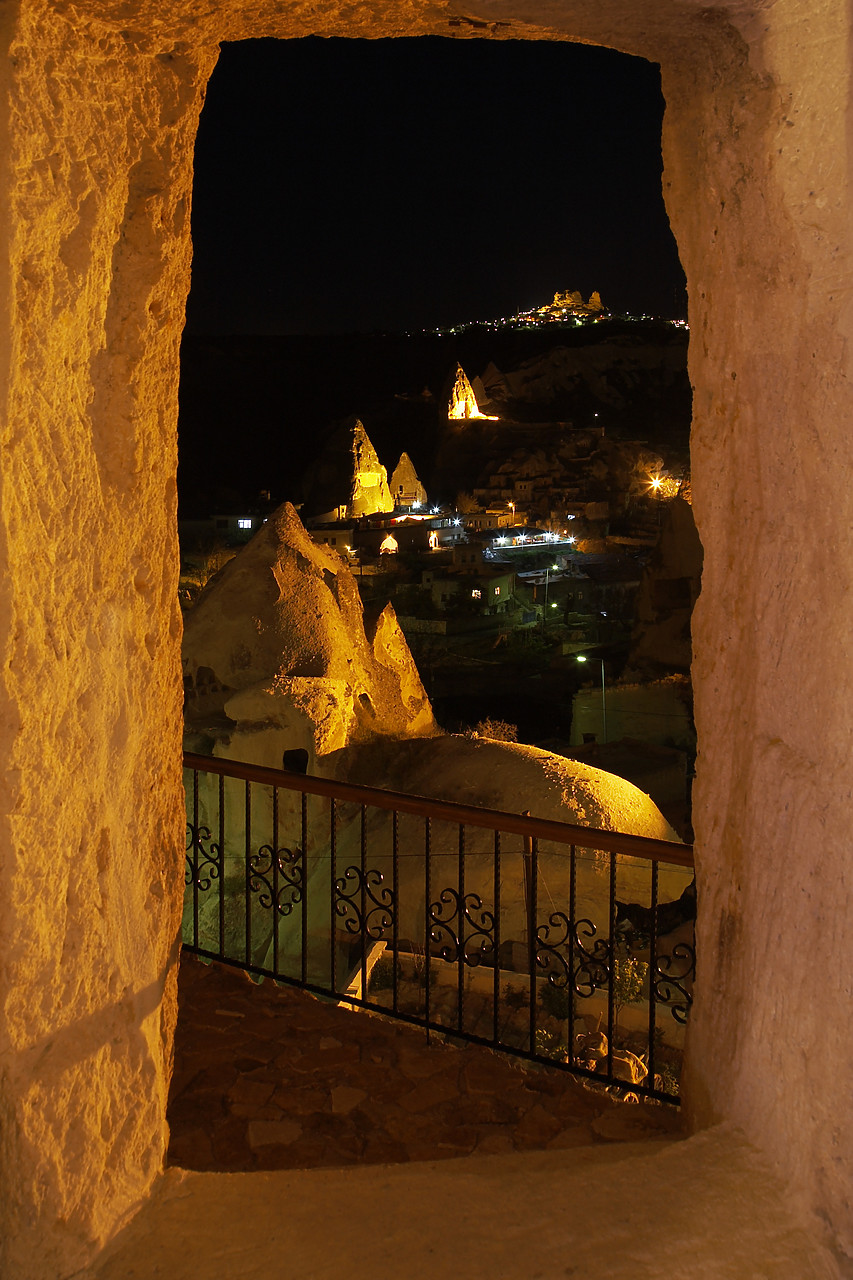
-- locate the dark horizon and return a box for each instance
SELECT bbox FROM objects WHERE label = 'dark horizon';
[186,37,686,337]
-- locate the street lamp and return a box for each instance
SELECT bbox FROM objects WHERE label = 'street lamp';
[543,563,559,624]
[576,653,607,743]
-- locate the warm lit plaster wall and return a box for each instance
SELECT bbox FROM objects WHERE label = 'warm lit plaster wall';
[0,0,851,1277]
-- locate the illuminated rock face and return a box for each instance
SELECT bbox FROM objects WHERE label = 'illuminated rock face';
[348,419,394,518]
[389,451,427,508]
[447,363,497,420]
[549,288,605,317]
[327,735,678,844]
[182,503,437,768]
[516,289,606,323]
[2,1,853,1275]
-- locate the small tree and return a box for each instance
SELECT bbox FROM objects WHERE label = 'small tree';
[454,491,479,513]
[464,717,518,743]
[611,949,649,1035]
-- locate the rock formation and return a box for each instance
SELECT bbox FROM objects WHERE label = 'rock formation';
[348,419,394,517]
[515,289,607,323]
[630,496,703,673]
[183,503,437,769]
[389,451,427,508]
[325,733,678,843]
[320,734,683,946]
[301,417,394,519]
[447,363,498,420]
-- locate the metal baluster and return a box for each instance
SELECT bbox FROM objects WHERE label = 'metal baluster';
[218,772,225,958]
[528,834,538,1054]
[244,780,252,966]
[330,797,337,994]
[360,804,367,1004]
[648,859,659,1094]
[300,791,308,985]
[492,829,501,1046]
[424,815,431,1041]
[522,819,533,1051]
[392,809,399,1015]
[191,769,200,947]
[457,822,465,1034]
[569,844,577,1063]
[272,786,280,976]
[606,849,616,1081]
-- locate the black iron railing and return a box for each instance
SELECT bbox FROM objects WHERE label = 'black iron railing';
[183,751,695,1102]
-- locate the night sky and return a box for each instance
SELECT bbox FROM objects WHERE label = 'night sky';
[186,37,686,336]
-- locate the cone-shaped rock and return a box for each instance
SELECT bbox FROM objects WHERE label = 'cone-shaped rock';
[183,503,437,768]
[447,363,496,420]
[389,451,427,508]
[301,417,394,519]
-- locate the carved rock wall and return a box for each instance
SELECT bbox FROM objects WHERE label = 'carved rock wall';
[0,7,215,1278]
[1,0,851,1277]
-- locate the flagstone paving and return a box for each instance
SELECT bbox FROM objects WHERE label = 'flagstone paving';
[167,954,681,1172]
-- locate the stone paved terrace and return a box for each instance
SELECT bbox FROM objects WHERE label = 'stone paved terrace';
[167,953,681,1171]
[88,954,837,1279]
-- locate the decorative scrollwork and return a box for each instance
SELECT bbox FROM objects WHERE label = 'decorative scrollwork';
[186,822,222,891]
[535,912,611,998]
[249,844,304,917]
[428,888,495,966]
[335,865,395,939]
[654,941,695,1023]
[535,911,571,989]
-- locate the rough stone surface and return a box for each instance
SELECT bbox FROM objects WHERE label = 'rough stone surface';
[0,7,216,1279]
[323,733,680,841]
[389,450,427,508]
[93,1132,838,1280]
[1,1,852,1277]
[166,955,677,1173]
[182,502,438,768]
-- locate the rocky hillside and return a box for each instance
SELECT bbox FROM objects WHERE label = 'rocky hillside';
[178,320,690,515]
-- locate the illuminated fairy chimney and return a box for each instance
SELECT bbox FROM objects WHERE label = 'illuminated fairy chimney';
[390,452,427,509]
[447,363,498,421]
[348,419,394,518]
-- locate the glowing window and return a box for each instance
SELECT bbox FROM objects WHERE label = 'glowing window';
[237,518,252,529]
[494,586,501,596]
[471,589,482,599]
